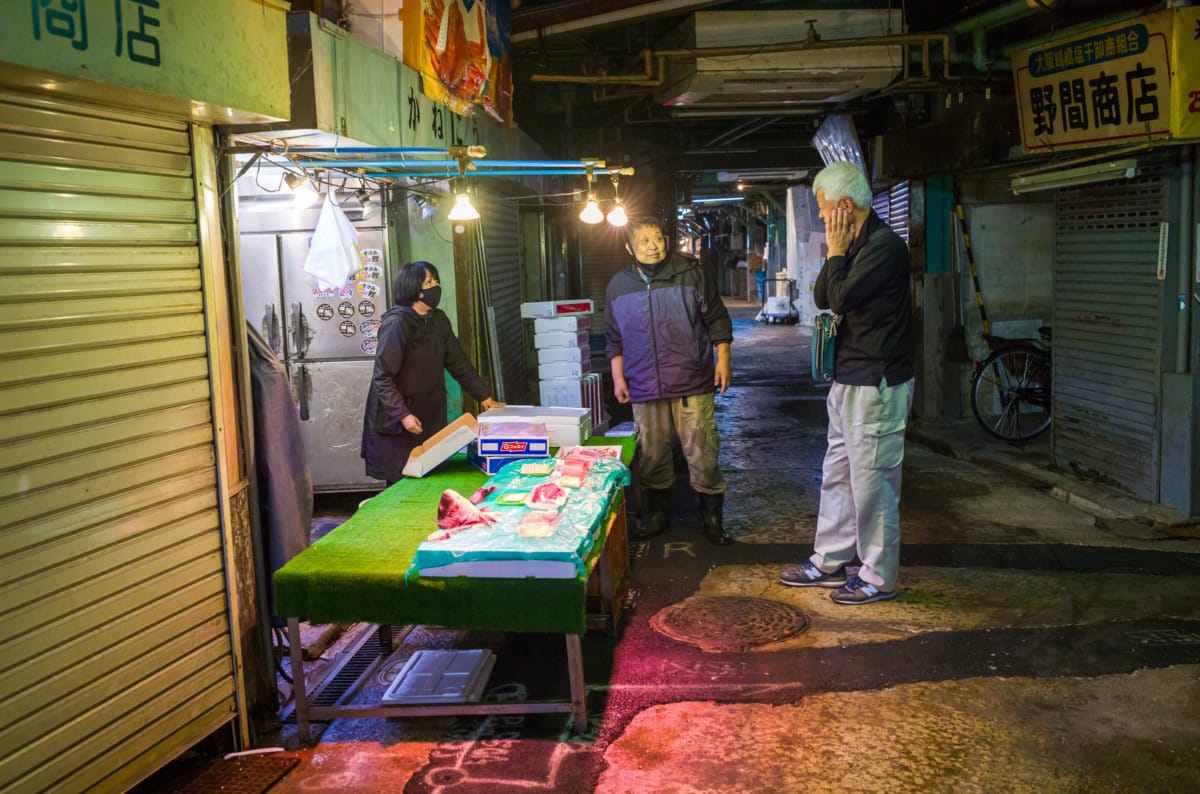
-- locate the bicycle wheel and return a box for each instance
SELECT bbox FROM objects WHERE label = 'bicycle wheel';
[971,343,1052,443]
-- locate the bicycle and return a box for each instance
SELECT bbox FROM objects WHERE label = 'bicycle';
[970,327,1052,444]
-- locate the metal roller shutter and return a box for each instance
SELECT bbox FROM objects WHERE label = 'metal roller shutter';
[477,185,527,403]
[872,180,910,243]
[580,223,631,334]
[1053,162,1167,500]
[0,90,236,792]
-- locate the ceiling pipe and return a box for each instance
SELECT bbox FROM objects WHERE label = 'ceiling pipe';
[512,0,725,44]
[530,32,956,88]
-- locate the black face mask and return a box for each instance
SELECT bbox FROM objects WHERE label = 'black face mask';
[419,285,442,309]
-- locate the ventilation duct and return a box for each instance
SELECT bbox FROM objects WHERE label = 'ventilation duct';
[655,10,904,109]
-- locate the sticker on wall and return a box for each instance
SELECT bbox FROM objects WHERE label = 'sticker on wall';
[359,300,376,317]
[312,286,337,300]
[338,283,356,299]
[339,319,357,337]
[354,264,383,282]
[356,282,380,298]
[316,303,335,321]
[338,301,356,318]
[360,319,380,337]
[361,338,378,355]
[360,248,383,266]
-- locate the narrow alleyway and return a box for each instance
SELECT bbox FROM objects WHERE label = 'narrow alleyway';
[260,301,1200,793]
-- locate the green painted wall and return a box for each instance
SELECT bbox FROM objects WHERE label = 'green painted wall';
[1,0,291,121]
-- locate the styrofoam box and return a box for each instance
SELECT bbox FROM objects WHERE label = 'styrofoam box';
[520,299,594,318]
[478,405,591,448]
[533,330,589,349]
[538,360,589,380]
[475,422,550,456]
[467,442,529,475]
[533,315,591,333]
[537,343,589,364]
[540,378,584,408]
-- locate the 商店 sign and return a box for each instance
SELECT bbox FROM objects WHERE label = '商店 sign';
[1013,8,1200,153]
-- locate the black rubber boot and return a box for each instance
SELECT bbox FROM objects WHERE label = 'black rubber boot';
[633,488,671,540]
[698,491,732,545]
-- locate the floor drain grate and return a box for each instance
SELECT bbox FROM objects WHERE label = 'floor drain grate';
[283,625,405,723]
[650,596,809,652]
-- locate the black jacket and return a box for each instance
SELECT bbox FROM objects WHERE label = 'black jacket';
[814,210,914,387]
[361,305,490,482]
[605,252,733,403]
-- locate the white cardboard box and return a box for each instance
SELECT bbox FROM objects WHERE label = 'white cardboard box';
[478,405,591,448]
[538,360,590,380]
[533,315,591,333]
[537,343,590,364]
[533,330,589,349]
[540,378,584,408]
[520,299,594,318]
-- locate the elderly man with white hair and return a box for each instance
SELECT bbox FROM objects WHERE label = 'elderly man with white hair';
[780,161,915,604]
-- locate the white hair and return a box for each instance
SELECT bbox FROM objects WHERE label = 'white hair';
[812,161,873,209]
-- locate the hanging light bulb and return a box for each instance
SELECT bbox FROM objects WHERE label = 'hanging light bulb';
[356,189,377,221]
[579,194,603,224]
[285,171,320,207]
[448,192,480,221]
[606,172,627,226]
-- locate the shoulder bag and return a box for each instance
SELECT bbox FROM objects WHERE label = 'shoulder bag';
[811,313,839,383]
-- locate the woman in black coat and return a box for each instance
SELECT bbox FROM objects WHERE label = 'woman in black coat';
[361,261,501,483]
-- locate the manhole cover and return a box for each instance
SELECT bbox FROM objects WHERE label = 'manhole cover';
[650,596,809,652]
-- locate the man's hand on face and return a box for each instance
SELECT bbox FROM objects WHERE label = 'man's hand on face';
[825,203,856,257]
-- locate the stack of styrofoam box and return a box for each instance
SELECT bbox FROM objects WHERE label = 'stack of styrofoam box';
[522,299,596,417]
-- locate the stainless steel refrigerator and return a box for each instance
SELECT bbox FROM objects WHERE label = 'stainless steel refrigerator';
[236,173,388,492]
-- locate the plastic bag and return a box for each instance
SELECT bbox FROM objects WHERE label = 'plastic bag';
[304,196,360,289]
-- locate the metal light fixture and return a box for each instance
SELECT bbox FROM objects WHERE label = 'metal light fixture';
[448,191,480,221]
[356,189,377,220]
[411,194,439,219]
[284,170,320,207]
[1010,158,1140,194]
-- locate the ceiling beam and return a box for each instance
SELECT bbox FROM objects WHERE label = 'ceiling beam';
[512,0,724,43]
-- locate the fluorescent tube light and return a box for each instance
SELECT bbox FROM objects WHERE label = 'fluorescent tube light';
[1010,158,1139,195]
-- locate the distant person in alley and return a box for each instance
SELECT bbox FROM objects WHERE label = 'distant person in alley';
[781,161,914,604]
[606,215,734,545]
[362,261,502,485]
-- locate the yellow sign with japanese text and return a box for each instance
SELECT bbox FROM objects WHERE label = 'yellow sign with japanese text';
[1013,10,1176,152]
[1171,7,1200,140]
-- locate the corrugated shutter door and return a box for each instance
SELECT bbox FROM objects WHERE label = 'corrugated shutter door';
[0,90,235,792]
[478,185,527,402]
[580,224,631,333]
[1053,162,1166,500]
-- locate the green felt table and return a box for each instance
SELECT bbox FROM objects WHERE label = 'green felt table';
[274,436,636,635]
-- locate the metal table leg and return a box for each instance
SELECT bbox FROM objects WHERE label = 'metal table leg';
[287,618,310,744]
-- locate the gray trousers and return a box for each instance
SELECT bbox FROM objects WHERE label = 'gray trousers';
[632,393,726,494]
[810,377,914,591]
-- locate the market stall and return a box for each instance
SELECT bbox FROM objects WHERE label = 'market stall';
[274,436,634,741]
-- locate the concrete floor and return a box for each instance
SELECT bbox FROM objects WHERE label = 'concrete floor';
[262,301,1200,793]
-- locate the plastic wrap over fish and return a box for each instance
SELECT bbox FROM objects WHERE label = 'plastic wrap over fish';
[409,457,631,579]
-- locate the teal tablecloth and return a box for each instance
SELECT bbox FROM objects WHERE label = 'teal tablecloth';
[273,436,635,635]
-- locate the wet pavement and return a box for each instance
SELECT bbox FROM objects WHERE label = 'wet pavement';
[257,301,1200,793]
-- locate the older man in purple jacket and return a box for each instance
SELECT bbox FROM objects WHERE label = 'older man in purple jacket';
[606,216,734,545]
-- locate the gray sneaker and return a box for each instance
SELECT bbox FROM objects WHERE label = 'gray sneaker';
[830,575,897,604]
[779,562,847,588]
